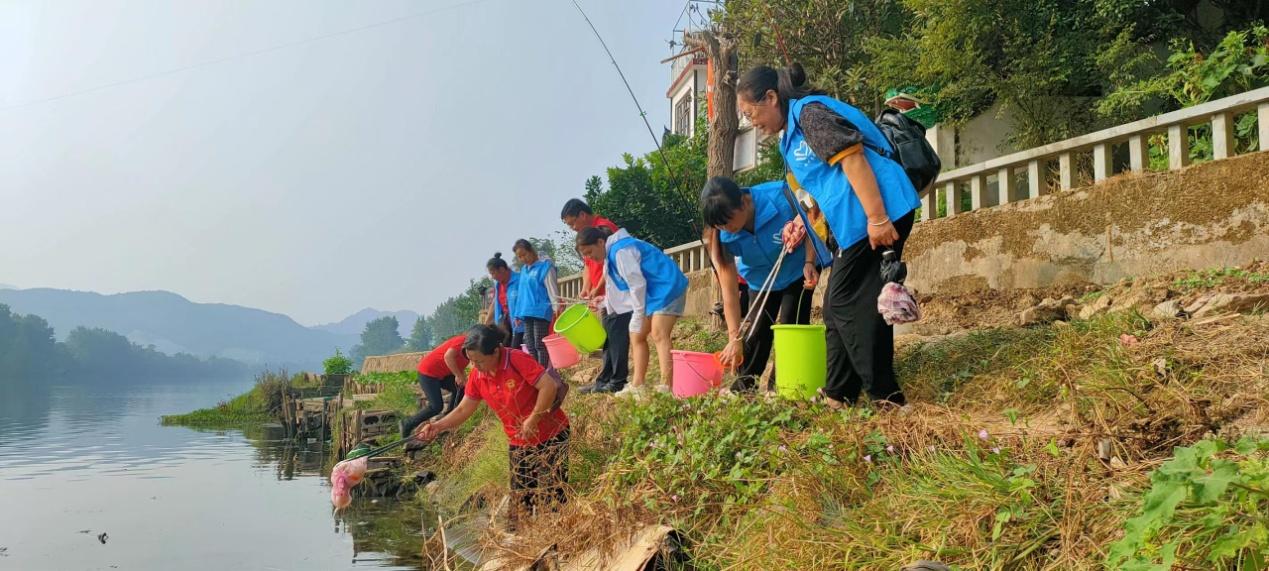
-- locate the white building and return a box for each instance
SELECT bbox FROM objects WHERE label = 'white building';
[665,48,763,173]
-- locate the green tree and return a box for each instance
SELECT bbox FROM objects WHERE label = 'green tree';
[352,316,405,362]
[585,125,707,249]
[0,304,65,381]
[322,349,354,375]
[426,279,492,341]
[405,316,434,351]
[525,232,584,277]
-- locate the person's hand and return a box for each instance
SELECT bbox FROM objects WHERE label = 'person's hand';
[867,218,899,250]
[782,219,807,253]
[803,263,819,289]
[414,422,441,441]
[719,338,743,370]
[519,414,541,441]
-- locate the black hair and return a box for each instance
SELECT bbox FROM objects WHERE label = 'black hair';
[700,176,747,227]
[575,226,612,247]
[560,198,593,219]
[486,252,509,271]
[512,239,536,254]
[462,324,502,356]
[737,63,822,116]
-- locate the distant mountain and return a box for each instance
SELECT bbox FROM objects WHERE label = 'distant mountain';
[0,288,357,369]
[314,308,420,339]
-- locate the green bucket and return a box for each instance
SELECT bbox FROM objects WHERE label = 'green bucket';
[772,324,827,400]
[553,303,607,353]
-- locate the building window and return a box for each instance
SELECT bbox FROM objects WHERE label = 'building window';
[674,95,693,137]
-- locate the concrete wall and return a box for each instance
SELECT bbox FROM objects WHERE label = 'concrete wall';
[905,152,1269,294]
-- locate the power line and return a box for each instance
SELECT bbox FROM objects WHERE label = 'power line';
[568,0,702,238]
[0,0,496,114]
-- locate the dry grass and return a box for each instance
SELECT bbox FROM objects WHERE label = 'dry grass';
[422,279,1269,570]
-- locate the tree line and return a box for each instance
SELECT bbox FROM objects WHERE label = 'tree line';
[0,304,247,383]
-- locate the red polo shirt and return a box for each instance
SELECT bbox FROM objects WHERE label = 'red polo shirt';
[417,335,469,378]
[464,348,569,446]
[583,215,620,297]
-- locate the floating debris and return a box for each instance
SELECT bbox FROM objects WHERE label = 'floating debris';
[97,533,108,545]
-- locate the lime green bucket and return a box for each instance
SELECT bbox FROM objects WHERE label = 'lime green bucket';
[772,324,827,400]
[553,304,607,353]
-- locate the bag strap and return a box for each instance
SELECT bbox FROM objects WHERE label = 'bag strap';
[779,161,832,267]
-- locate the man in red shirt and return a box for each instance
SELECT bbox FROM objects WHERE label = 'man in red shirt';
[415,325,569,530]
[560,198,618,300]
[560,198,630,394]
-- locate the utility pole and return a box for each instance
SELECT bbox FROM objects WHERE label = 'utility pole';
[684,24,739,179]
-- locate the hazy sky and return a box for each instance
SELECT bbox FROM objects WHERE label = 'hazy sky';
[0,0,693,325]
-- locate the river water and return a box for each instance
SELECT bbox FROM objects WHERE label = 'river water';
[0,378,430,571]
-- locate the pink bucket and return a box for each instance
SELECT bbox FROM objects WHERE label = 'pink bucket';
[543,335,580,369]
[671,350,722,398]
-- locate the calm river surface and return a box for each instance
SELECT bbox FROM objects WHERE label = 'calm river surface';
[0,378,428,571]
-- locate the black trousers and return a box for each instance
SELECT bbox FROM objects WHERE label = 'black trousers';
[509,426,570,522]
[822,212,916,405]
[401,373,462,437]
[733,278,814,391]
[596,311,632,389]
[523,317,551,367]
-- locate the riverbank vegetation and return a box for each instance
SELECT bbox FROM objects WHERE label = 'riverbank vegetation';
[421,284,1269,569]
[160,370,291,427]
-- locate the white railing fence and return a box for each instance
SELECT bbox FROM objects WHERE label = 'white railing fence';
[557,87,1269,287]
[920,87,1269,220]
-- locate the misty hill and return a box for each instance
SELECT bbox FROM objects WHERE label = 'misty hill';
[314,308,419,339]
[0,288,356,369]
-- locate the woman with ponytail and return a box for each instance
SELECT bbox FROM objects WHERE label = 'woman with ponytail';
[737,63,920,408]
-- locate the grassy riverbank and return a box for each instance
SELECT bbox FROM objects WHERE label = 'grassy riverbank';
[421,268,1269,570]
[160,371,291,427]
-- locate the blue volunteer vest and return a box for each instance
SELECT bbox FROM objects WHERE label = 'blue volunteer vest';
[513,258,555,321]
[493,273,523,332]
[719,181,827,290]
[606,237,689,314]
[780,95,920,248]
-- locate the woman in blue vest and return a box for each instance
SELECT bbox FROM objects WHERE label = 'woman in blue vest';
[575,227,688,395]
[701,177,830,391]
[737,63,920,408]
[485,253,524,348]
[511,239,560,367]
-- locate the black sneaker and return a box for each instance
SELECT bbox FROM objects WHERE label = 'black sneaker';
[596,382,623,394]
[579,382,608,394]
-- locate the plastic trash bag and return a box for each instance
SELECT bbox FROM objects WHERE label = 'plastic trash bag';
[329,456,368,510]
[878,249,921,326]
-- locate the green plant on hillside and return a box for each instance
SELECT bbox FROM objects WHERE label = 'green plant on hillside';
[1102,24,1269,169]
[610,393,816,518]
[161,370,291,427]
[1107,438,1269,570]
[323,349,353,376]
[1173,267,1269,291]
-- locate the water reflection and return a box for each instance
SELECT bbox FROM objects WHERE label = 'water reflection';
[0,379,429,571]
